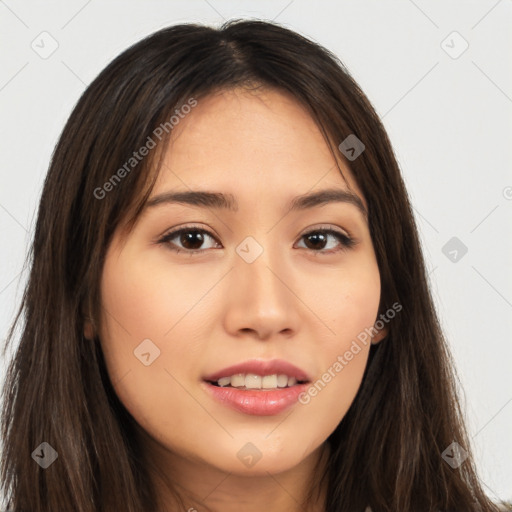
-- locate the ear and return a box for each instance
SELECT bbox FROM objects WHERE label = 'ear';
[83,318,94,340]
[371,324,389,345]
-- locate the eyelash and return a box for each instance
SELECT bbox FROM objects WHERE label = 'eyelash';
[157,224,356,256]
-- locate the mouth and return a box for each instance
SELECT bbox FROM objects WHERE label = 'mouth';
[202,359,311,416]
[206,373,309,390]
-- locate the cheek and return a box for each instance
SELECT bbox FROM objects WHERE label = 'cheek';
[98,248,211,362]
[300,258,381,412]
[99,252,175,340]
[97,249,219,437]
[313,255,382,349]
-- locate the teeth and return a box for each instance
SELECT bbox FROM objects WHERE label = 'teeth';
[213,373,303,389]
[231,374,245,387]
[217,376,231,387]
[261,375,277,388]
[276,374,288,387]
[245,374,262,389]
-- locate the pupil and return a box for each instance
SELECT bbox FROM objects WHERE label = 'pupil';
[181,231,204,250]
[305,232,326,250]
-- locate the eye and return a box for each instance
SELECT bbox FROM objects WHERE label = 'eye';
[296,227,355,254]
[157,225,356,255]
[157,225,220,255]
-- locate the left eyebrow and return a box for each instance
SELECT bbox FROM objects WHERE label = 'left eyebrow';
[289,188,367,218]
[145,187,367,218]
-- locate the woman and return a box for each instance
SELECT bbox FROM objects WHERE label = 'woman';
[0,19,502,512]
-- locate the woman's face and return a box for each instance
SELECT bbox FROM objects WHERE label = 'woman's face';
[94,87,385,478]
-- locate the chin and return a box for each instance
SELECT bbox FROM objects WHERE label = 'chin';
[201,435,321,476]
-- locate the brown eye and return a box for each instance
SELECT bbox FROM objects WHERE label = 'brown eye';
[158,226,355,256]
[297,229,355,253]
[158,227,220,254]
[178,230,206,250]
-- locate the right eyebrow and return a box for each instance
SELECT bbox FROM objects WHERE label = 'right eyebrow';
[145,190,238,211]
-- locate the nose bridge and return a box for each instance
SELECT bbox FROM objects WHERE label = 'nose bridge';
[236,233,289,303]
[227,232,298,337]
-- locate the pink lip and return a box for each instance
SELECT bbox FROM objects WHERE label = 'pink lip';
[202,359,311,416]
[203,381,309,416]
[202,359,311,382]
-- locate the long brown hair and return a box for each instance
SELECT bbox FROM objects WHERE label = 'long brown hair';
[1,19,501,512]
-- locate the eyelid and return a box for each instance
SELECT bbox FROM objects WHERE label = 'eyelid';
[297,225,356,253]
[302,223,352,238]
[159,223,353,240]
[157,223,356,254]
[157,224,220,253]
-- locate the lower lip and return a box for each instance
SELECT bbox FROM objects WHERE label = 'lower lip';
[203,381,309,416]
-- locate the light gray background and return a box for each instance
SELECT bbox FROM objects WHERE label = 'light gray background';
[1,0,511,504]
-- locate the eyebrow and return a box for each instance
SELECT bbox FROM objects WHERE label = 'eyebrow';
[145,187,367,218]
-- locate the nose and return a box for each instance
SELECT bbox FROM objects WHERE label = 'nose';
[223,242,301,341]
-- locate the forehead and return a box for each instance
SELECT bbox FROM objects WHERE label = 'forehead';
[152,87,366,209]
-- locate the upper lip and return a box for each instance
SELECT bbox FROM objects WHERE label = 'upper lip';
[203,359,311,383]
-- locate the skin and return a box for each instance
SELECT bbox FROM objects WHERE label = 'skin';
[87,87,387,512]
